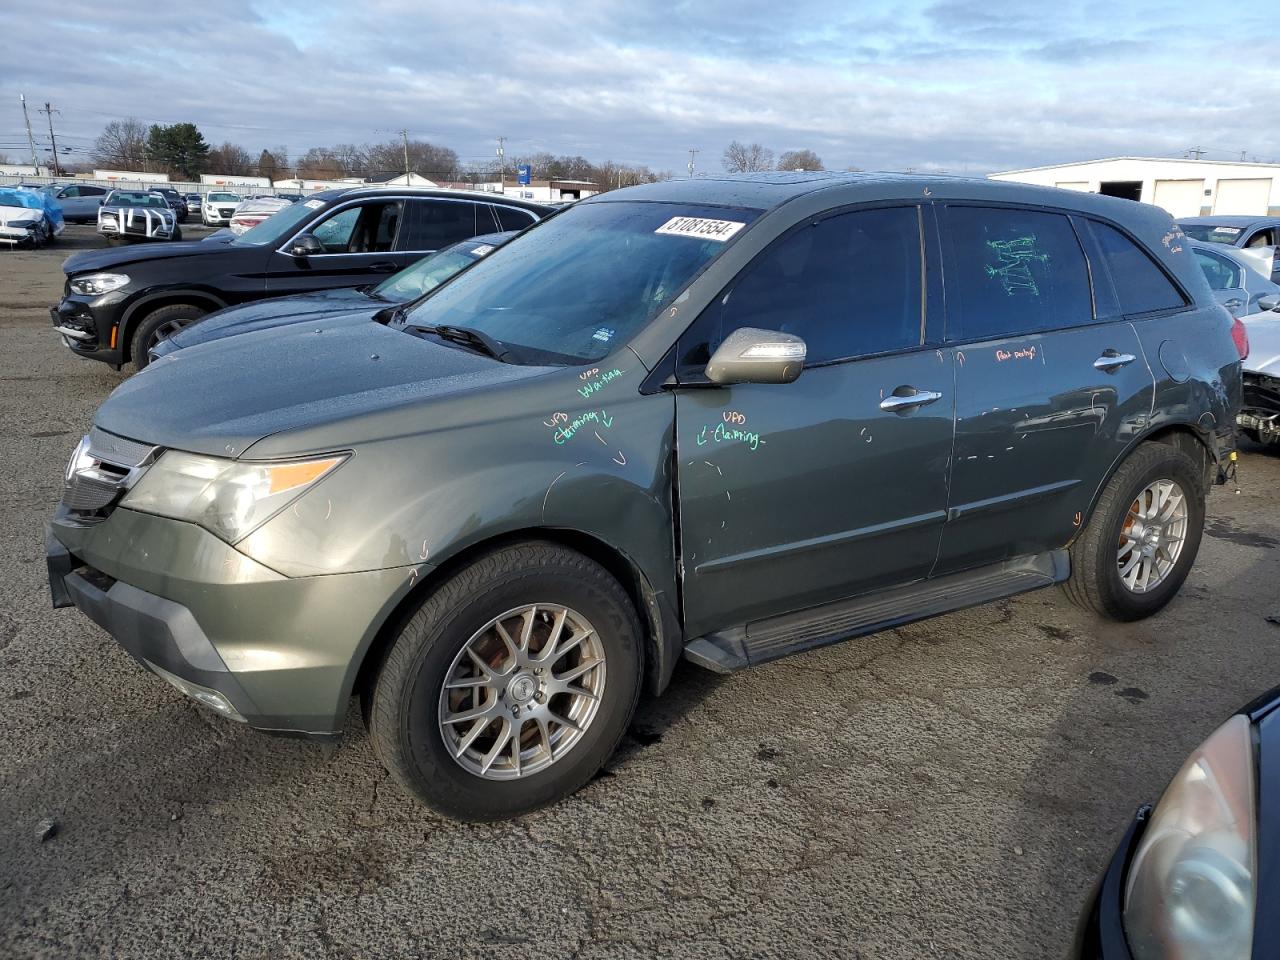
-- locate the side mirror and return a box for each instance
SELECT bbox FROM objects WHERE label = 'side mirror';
[98,199,105,206]
[288,234,324,257]
[705,327,806,385]
[1258,293,1280,312]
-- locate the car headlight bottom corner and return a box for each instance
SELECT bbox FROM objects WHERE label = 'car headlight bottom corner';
[120,450,347,544]
[1123,713,1257,960]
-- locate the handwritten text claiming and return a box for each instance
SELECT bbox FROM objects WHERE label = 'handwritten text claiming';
[547,409,614,445]
[697,421,765,452]
[578,368,623,399]
[995,345,1037,362]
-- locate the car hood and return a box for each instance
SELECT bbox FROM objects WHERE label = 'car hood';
[63,237,245,274]
[164,289,377,352]
[96,319,553,457]
[1243,313,1280,376]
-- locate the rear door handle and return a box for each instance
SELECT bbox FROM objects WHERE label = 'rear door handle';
[368,261,397,273]
[1093,352,1137,372]
[880,388,943,412]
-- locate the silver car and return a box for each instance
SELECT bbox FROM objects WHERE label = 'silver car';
[97,189,180,245]
[1189,239,1280,318]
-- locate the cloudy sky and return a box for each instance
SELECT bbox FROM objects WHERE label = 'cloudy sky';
[2,0,1276,176]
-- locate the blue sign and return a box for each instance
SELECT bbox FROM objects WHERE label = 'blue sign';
[517,164,531,185]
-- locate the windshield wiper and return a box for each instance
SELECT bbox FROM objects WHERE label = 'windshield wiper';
[409,323,509,361]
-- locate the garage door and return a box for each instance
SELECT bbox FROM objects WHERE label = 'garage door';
[1214,178,1273,215]
[1152,179,1205,218]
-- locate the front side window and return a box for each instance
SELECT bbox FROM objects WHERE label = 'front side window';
[944,206,1093,341]
[1246,228,1276,248]
[1090,221,1186,315]
[60,186,80,198]
[1194,250,1241,290]
[310,201,403,253]
[404,200,759,364]
[707,206,923,365]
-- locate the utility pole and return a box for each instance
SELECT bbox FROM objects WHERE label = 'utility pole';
[1188,145,1206,160]
[19,94,39,170]
[399,129,410,180]
[687,147,699,177]
[40,102,62,177]
[496,137,506,193]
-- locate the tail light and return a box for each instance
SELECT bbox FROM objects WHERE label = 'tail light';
[1231,314,1250,361]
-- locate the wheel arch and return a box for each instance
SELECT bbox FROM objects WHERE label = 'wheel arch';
[119,290,227,360]
[346,526,682,732]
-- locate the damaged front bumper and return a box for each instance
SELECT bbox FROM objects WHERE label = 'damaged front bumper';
[1239,370,1280,442]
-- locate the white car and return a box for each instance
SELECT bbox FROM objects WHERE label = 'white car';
[202,192,243,227]
[228,196,293,235]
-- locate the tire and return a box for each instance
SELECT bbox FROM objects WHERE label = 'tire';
[1063,442,1205,621]
[130,303,205,371]
[366,542,643,821]
[172,226,183,242]
[104,235,127,247]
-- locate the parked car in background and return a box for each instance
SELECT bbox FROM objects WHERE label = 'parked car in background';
[52,187,551,369]
[1074,686,1276,960]
[201,192,242,227]
[96,190,180,245]
[184,193,203,217]
[149,187,189,223]
[1179,215,1280,283]
[47,173,1242,819]
[43,183,110,224]
[149,231,515,361]
[0,186,64,247]
[1189,239,1280,318]
[1239,311,1280,446]
[228,196,292,235]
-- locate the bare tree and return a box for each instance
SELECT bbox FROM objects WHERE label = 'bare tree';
[91,118,148,169]
[364,139,458,180]
[207,142,255,176]
[776,149,824,171]
[721,140,774,173]
[297,147,345,180]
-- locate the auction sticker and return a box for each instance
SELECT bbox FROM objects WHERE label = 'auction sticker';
[655,216,746,242]
[304,199,325,210]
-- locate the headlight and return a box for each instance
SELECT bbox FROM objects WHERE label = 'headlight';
[121,450,347,543]
[1124,713,1256,960]
[69,273,130,296]
[7,219,37,229]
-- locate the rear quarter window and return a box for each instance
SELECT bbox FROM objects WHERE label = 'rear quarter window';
[1089,221,1186,315]
[943,206,1094,341]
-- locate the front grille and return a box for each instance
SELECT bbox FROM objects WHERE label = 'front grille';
[64,470,127,510]
[62,428,160,517]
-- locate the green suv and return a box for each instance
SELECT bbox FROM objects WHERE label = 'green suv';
[47,173,1245,820]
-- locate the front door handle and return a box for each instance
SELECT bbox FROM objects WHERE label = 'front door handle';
[1093,352,1137,372]
[880,388,943,413]
[368,261,397,274]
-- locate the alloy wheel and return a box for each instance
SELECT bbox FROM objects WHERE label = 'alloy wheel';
[438,603,606,780]
[1116,478,1189,593]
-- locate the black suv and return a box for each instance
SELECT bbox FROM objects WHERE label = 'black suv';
[149,187,189,223]
[51,188,552,370]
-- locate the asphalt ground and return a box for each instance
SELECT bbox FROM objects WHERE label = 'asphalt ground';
[3,224,1279,959]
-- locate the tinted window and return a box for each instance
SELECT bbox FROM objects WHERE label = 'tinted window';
[1090,221,1186,315]
[310,200,402,253]
[1194,250,1241,290]
[399,200,477,251]
[1246,228,1276,248]
[945,206,1093,340]
[707,206,923,365]
[493,205,536,231]
[59,186,80,198]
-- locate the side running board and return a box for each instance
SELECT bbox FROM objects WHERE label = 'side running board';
[683,550,1069,673]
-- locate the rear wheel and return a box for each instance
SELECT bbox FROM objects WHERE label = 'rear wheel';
[1063,442,1205,621]
[130,304,205,371]
[366,542,642,820]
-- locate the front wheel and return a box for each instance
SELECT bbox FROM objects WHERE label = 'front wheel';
[366,542,643,820]
[1063,442,1205,621]
[130,304,205,371]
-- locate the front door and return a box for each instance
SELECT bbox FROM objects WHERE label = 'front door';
[932,204,1156,575]
[674,204,955,638]
[265,198,408,296]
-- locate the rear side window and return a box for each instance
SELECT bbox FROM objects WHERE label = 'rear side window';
[493,205,536,231]
[712,205,923,364]
[1194,250,1241,290]
[944,206,1093,341]
[399,200,477,251]
[1089,221,1186,315]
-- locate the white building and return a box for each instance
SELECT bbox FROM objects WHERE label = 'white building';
[272,177,356,193]
[200,173,270,189]
[93,169,169,183]
[989,157,1280,219]
[501,179,598,202]
[0,163,43,177]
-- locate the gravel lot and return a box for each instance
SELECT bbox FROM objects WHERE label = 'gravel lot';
[3,225,1279,959]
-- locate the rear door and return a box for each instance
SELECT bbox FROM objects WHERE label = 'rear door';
[265,197,408,295]
[674,204,955,638]
[397,199,483,262]
[932,204,1157,575]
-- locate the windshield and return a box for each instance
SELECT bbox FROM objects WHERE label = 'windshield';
[208,193,240,202]
[1180,224,1244,244]
[374,244,485,301]
[232,200,319,246]
[403,201,759,363]
[110,193,166,208]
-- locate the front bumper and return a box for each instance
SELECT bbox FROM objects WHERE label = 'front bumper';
[47,505,417,736]
[1072,806,1149,959]
[50,294,126,365]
